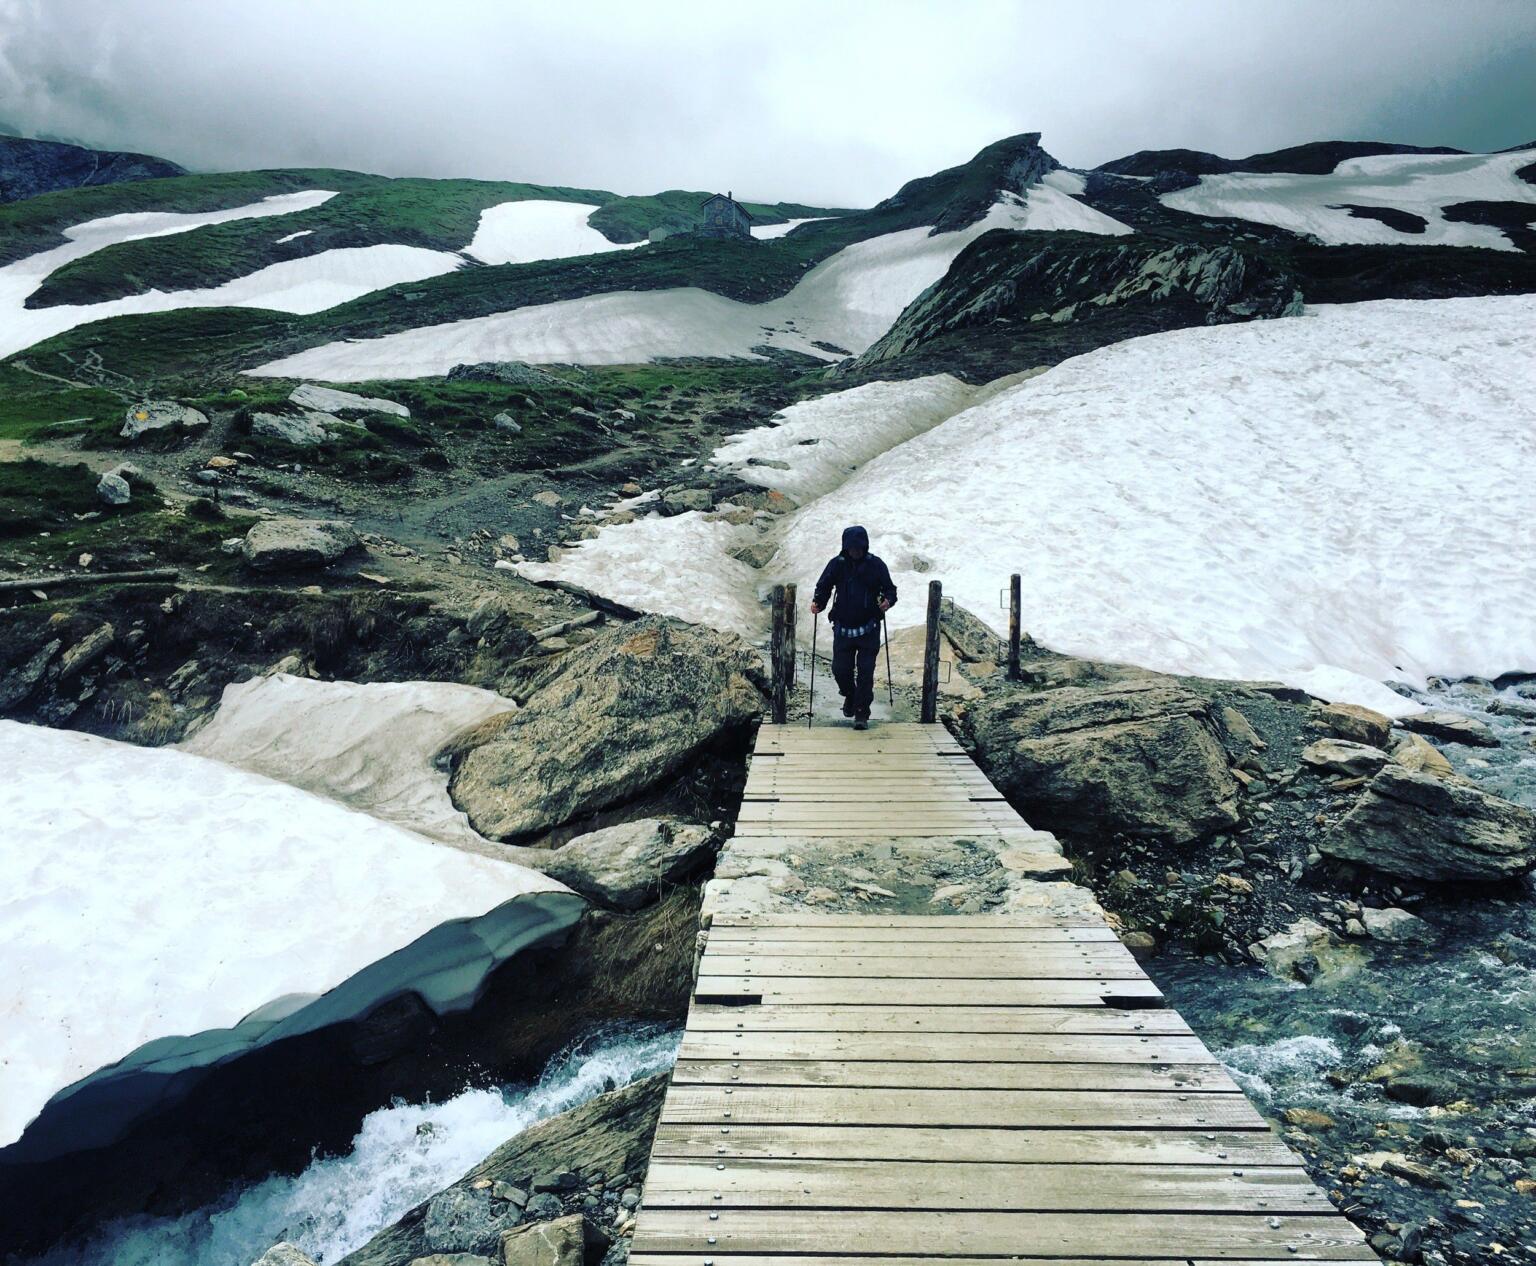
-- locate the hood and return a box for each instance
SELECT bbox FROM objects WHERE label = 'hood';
[841,525,870,554]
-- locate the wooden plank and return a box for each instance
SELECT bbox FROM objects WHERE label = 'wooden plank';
[673,1059,1237,1092]
[704,926,1115,944]
[697,953,1142,979]
[685,1004,1193,1034]
[660,1086,1267,1129]
[630,1210,1369,1257]
[679,1031,1214,1062]
[649,1124,1296,1165]
[641,1158,1326,1212]
[634,1258,1377,1266]
[693,978,1165,1006]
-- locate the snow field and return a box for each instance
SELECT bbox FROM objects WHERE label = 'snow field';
[248,184,1134,380]
[0,720,569,1151]
[1163,150,1536,250]
[178,675,516,847]
[750,216,829,239]
[517,295,1536,714]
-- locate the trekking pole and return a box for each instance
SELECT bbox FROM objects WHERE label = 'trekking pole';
[882,613,895,707]
[807,611,818,728]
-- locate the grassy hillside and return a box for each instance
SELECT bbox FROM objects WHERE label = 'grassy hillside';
[586,190,848,242]
[27,176,618,307]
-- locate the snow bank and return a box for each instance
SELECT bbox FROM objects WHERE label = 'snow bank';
[0,191,467,359]
[1163,150,1536,250]
[0,720,576,1158]
[774,296,1536,712]
[178,675,515,847]
[465,199,643,265]
[247,185,1130,380]
[750,216,828,239]
[709,374,977,503]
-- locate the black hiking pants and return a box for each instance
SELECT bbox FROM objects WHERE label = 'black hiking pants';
[832,627,880,715]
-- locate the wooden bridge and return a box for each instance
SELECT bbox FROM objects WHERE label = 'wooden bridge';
[629,723,1374,1264]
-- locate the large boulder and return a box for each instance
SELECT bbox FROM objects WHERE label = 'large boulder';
[1322,764,1536,883]
[536,818,717,910]
[1396,709,1498,748]
[252,1247,320,1266]
[121,400,209,440]
[1313,702,1392,748]
[500,1214,608,1266]
[240,519,361,571]
[1248,917,1358,984]
[290,383,409,417]
[1390,732,1455,779]
[450,617,762,840]
[959,678,1240,843]
[251,409,337,446]
[1300,738,1388,778]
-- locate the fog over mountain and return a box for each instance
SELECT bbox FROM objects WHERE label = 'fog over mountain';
[1,0,1532,204]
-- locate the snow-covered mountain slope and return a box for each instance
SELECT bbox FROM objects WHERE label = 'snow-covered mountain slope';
[521,295,1536,713]
[179,675,516,848]
[463,199,643,265]
[1162,150,1536,249]
[0,720,576,1158]
[248,186,1131,379]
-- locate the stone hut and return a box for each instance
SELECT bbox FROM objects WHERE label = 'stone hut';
[698,191,753,240]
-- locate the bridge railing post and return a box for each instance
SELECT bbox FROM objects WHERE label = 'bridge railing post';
[920,579,942,723]
[769,582,796,723]
[1008,572,1021,681]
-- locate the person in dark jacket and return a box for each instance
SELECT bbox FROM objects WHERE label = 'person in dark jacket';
[810,525,897,729]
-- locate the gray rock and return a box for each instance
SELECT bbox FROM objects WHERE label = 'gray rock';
[959,677,1240,843]
[500,1214,606,1266]
[1361,906,1435,943]
[1397,709,1499,748]
[1300,738,1389,778]
[251,410,333,446]
[121,400,209,440]
[1322,764,1536,883]
[467,597,513,639]
[96,470,131,506]
[290,383,409,417]
[0,639,61,709]
[1247,917,1358,983]
[536,818,717,911]
[450,617,762,840]
[251,1246,319,1266]
[522,1193,563,1220]
[241,519,360,571]
[408,1256,493,1266]
[447,361,560,388]
[421,1187,516,1255]
[492,412,522,433]
[493,1182,529,1207]
[1390,732,1455,779]
[659,487,713,515]
[1313,702,1392,747]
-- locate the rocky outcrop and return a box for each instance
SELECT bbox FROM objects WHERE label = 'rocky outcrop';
[1396,709,1498,747]
[536,818,718,911]
[338,1074,667,1266]
[0,134,183,206]
[1322,764,1536,883]
[251,1246,319,1266]
[240,519,361,571]
[121,401,210,440]
[448,361,563,388]
[250,409,339,446]
[500,1214,608,1266]
[1389,732,1454,778]
[450,617,763,840]
[959,677,1240,843]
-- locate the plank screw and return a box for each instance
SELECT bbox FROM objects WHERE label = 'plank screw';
[717,1163,726,1170]
[708,1237,717,1245]
[710,1213,719,1221]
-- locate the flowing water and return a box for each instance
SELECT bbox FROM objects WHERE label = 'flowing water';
[22,1024,680,1266]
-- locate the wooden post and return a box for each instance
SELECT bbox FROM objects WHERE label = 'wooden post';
[920,579,942,723]
[769,584,789,724]
[782,582,797,692]
[1007,573,1022,681]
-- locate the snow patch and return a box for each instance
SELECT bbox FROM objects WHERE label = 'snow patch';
[0,720,574,1156]
[178,676,515,847]
[275,229,314,244]
[246,190,1128,380]
[751,216,829,239]
[465,200,643,265]
[1163,150,1536,250]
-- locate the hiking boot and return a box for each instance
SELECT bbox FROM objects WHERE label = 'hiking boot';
[841,698,855,717]
[853,712,870,731]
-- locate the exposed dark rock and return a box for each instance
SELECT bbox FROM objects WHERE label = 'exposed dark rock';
[1441,200,1536,252]
[0,133,183,204]
[1396,709,1499,747]
[1329,204,1428,234]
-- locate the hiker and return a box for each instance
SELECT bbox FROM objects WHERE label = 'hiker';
[809,524,897,730]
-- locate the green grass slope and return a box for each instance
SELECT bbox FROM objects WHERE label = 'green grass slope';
[586,190,849,242]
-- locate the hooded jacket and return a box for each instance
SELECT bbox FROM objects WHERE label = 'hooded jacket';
[813,525,898,634]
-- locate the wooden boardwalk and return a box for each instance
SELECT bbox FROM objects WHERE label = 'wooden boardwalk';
[630,724,1373,1264]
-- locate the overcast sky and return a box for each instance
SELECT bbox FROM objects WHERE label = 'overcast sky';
[1,0,1532,206]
